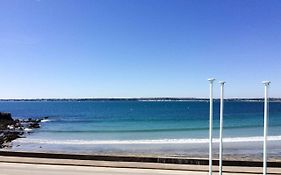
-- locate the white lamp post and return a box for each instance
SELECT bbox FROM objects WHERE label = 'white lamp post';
[262,81,270,175]
[219,81,225,175]
[208,78,215,175]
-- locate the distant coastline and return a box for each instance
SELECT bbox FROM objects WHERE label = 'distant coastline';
[0,97,281,102]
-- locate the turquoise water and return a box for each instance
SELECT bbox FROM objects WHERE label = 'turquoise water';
[0,100,281,157]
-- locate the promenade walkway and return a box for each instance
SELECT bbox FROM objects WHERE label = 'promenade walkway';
[0,156,280,175]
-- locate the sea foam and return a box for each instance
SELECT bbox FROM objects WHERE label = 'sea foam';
[41,119,51,123]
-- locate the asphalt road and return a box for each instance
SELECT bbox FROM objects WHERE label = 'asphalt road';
[0,162,262,175]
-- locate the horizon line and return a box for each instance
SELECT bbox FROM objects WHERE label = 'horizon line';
[0,97,280,101]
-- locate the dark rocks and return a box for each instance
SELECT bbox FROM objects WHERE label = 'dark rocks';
[0,112,21,148]
[0,131,22,148]
[0,112,14,131]
[21,118,42,129]
[0,112,13,122]
[28,122,40,129]
[3,131,21,142]
[0,112,45,148]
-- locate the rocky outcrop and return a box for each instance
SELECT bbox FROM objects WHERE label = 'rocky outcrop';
[0,112,13,121]
[0,112,47,148]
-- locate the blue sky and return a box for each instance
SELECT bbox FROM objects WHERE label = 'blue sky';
[1,0,281,98]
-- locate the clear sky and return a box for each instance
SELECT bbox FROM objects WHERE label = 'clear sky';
[1,0,281,99]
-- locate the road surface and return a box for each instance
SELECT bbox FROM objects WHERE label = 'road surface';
[0,162,268,175]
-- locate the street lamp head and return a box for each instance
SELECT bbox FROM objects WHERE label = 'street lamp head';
[219,81,226,85]
[262,81,271,86]
[208,78,215,83]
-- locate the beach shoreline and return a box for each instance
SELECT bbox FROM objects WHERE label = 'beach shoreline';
[8,137,281,162]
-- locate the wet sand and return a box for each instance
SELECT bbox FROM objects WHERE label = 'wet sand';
[10,139,281,162]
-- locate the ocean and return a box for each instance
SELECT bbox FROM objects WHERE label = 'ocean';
[0,100,281,159]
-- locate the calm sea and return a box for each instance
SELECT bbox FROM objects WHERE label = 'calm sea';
[1,100,281,158]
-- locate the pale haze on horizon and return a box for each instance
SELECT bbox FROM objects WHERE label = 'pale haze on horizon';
[0,0,281,99]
